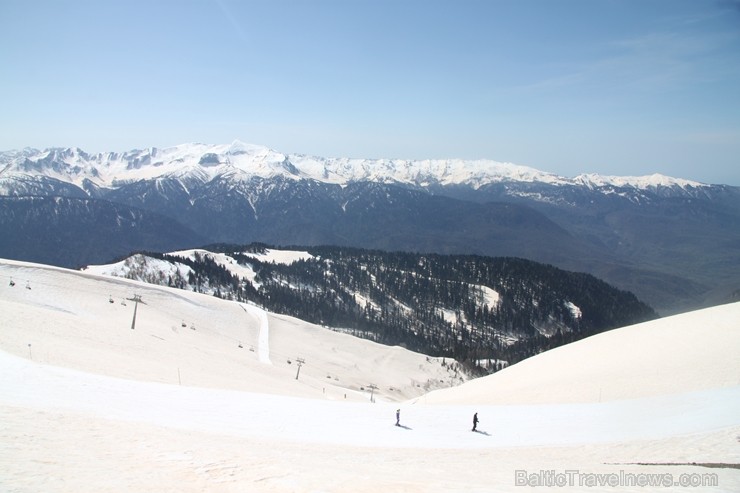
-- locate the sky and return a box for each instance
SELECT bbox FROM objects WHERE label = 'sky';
[1,0,739,185]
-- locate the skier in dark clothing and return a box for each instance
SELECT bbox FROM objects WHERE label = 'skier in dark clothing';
[396,409,400,426]
[472,412,479,432]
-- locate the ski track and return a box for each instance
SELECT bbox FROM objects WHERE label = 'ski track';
[243,302,272,365]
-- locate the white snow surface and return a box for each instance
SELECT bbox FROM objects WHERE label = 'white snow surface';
[1,258,738,492]
[238,247,315,265]
[573,172,704,189]
[0,140,708,191]
[84,253,195,283]
[83,249,302,289]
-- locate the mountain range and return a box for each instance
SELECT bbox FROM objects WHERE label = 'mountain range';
[2,140,739,313]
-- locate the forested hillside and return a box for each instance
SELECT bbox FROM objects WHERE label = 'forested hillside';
[102,244,658,372]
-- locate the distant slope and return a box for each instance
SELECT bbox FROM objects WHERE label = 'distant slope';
[0,196,206,268]
[448,182,740,313]
[418,301,740,405]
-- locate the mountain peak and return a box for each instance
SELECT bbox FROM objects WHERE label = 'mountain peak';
[226,140,268,155]
[573,172,705,190]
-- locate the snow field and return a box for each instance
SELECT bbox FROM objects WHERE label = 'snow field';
[1,259,457,401]
[1,259,738,492]
[421,302,740,405]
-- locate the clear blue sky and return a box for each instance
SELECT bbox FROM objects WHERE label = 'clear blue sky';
[2,0,739,185]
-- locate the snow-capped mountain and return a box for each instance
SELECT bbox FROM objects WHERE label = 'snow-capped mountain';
[1,141,739,314]
[0,140,709,193]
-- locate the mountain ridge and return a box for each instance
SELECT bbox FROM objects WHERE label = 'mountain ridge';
[0,140,714,193]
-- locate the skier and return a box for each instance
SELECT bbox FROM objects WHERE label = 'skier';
[472,412,479,432]
[396,409,400,426]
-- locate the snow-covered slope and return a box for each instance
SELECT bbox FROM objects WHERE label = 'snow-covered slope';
[1,258,738,492]
[1,258,459,401]
[418,302,740,405]
[0,140,707,192]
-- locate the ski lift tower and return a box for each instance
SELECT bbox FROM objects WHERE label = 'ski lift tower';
[294,357,305,380]
[127,294,146,330]
[368,383,378,403]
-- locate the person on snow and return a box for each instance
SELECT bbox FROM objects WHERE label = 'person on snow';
[396,409,401,426]
[472,412,479,432]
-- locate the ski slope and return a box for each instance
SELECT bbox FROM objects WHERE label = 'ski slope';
[1,259,738,492]
[418,302,740,405]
